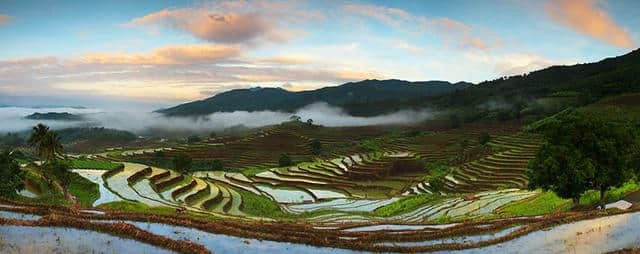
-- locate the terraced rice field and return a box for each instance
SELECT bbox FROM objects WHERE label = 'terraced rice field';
[67,124,554,233]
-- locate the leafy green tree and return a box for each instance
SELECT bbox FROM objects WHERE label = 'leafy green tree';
[40,132,64,162]
[0,150,26,198]
[478,132,491,145]
[29,124,64,162]
[278,153,293,167]
[211,159,224,170]
[209,131,217,139]
[526,109,640,208]
[289,115,301,122]
[173,153,193,173]
[306,119,314,125]
[48,159,71,195]
[187,135,202,143]
[309,139,322,155]
[28,123,49,147]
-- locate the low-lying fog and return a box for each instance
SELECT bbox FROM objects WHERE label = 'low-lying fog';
[0,102,432,134]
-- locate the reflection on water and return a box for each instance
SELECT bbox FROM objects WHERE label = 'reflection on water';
[444,211,640,254]
[121,220,363,254]
[0,210,41,221]
[2,209,639,254]
[0,225,174,254]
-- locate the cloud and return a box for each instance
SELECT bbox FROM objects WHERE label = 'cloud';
[545,0,636,49]
[128,1,323,44]
[465,52,576,77]
[0,15,10,25]
[394,40,425,55]
[84,44,242,65]
[0,45,381,103]
[343,4,496,51]
[130,10,273,43]
[0,102,432,133]
[255,56,315,65]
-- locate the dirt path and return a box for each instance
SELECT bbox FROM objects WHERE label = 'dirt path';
[27,167,81,209]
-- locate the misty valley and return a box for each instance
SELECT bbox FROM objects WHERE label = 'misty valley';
[1,1,640,254]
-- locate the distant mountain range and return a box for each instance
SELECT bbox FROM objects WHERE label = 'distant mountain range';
[25,112,84,121]
[158,80,471,117]
[158,48,640,119]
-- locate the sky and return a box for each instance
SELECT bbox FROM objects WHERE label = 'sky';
[0,0,638,110]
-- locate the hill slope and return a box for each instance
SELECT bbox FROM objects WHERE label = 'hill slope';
[157,80,470,117]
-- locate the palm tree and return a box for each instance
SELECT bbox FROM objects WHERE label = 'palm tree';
[28,124,64,163]
[28,123,49,146]
[40,132,64,162]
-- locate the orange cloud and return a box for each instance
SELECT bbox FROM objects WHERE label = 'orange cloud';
[256,56,315,65]
[130,9,272,43]
[344,4,495,51]
[0,15,11,25]
[84,44,241,65]
[128,1,322,44]
[545,0,635,49]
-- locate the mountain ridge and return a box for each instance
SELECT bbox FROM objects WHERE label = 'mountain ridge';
[158,79,471,117]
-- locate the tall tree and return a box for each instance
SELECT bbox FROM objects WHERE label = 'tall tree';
[526,109,640,208]
[0,150,26,198]
[40,132,64,162]
[28,123,49,147]
[29,123,50,160]
[173,153,192,173]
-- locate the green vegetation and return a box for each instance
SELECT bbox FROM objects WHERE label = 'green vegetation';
[25,112,82,121]
[501,192,572,217]
[48,160,72,194]
[69,159,123,170]
[241,166,271,177]
[173,153,193,173]
[29,124,64,162]
[579,180,640,206]
[68,172,100,207]
[527,109,640,208]
[422,163,449,193]
[478,132,490,145]
[211,159,224,170]
[375,194,446,217]
[0,150,26,198]
[236,189,285,218]
[187,135,202,143]
[278,153,292,167]
[98,201,177,214]
[0,132,25,149]
[309,139,322,155]
[56,127,136,143]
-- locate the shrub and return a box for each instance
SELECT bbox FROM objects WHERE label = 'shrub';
[0,150,25,197]
[278,153,292,167]
[187,135,202,143]
[309,140,322,155]
[478,132,491,145]
[173,153,193,173]
[211,159,224,170]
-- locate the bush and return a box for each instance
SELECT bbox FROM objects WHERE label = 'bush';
[309,140,322,155]
[173,153,192,173]
[187,135,202,143]
[0,150,25,197]
[48,160,72,191]
[211,159,224,170]
[278,153,292,167]
[478,132,491,145]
